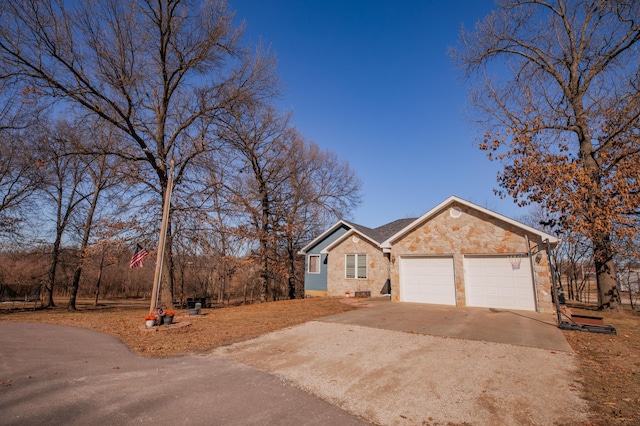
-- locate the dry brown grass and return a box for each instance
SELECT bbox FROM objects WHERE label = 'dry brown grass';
[2,297,639,425]
[561,306,640,425]
[0,297,356,357]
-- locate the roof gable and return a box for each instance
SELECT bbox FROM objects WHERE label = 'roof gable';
[321,228,380,253]
[298,220,352,254]
[380,196,558,248]
[321,218,418,254]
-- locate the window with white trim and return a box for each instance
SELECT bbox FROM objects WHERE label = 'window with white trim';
[345,254,367,279]
[308,254,320,274]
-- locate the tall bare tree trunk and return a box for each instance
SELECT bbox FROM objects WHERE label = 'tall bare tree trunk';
[257,171,271,303]
[286,238,299,299]
[259,237,269,303]
[68,164,104,310]
[44,236,61,307]
[94,251,105,306]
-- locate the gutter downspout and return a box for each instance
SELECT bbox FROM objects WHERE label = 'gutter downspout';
[526,235,540,312]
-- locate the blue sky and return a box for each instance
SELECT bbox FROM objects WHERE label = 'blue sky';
[231,0,526,227]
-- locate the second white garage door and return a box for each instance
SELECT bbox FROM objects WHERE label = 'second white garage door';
[400,256,456,305]
[464,256,535,311]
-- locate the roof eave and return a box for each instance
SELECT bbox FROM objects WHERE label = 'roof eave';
[298,220,352,254]
[321,229,381,254]
[381,195,559,246]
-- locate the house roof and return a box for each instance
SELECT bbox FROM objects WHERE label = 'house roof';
[299,196,558,256]
[380,195,559,249]
[320,228,378,254]
[346,218,418,243]
[319,218,418,254]
[297,220,352,254]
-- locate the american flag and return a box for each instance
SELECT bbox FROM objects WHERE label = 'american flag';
[129,244,149,269]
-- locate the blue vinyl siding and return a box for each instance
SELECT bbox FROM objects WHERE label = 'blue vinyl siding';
[304,225,350,292]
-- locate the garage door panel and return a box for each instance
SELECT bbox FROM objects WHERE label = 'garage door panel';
[400,257,456,305]
[464,256,534,311]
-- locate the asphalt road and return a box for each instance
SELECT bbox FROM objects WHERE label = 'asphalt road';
[0,322,367,426]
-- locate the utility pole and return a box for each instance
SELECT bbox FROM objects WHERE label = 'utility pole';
[149,161,174,314]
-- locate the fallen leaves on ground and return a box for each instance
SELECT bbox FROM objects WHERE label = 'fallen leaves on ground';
[0,297,355,357]
[562,306,640,425]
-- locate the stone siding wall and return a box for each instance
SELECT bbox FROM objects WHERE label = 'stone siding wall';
[389,203,554,313]
[326,235,389,297]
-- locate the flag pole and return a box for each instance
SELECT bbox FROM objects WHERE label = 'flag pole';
[150,160,174,315]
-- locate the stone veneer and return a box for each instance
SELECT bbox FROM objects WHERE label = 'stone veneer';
[326,234,389,298]
[388,203,554,313]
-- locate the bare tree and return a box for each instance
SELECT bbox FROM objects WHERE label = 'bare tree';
[190,153,256,303]
[33,121,92,307]
[217,105,292,302]
[451,0,640,310]
[0,78,44,236]
[213,100,364,302]
[275,135,362,299]
[0,135,39,237]
[67,122,124,310]
[0,0,279,308]
[614,215,640,308]
[86,220,135,305]
[519,204,596,303]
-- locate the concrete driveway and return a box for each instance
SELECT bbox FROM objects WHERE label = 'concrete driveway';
[214,300,587,425]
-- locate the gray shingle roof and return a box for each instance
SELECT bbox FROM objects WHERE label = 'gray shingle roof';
[345,218,417,244]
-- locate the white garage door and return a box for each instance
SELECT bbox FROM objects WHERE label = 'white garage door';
[464,256,535,311]
[400,257,456,305]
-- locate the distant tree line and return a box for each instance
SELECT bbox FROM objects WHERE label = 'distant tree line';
[0,0,362,310]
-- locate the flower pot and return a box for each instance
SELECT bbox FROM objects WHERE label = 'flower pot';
[145,319,155,328]
[162,315,174,325]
